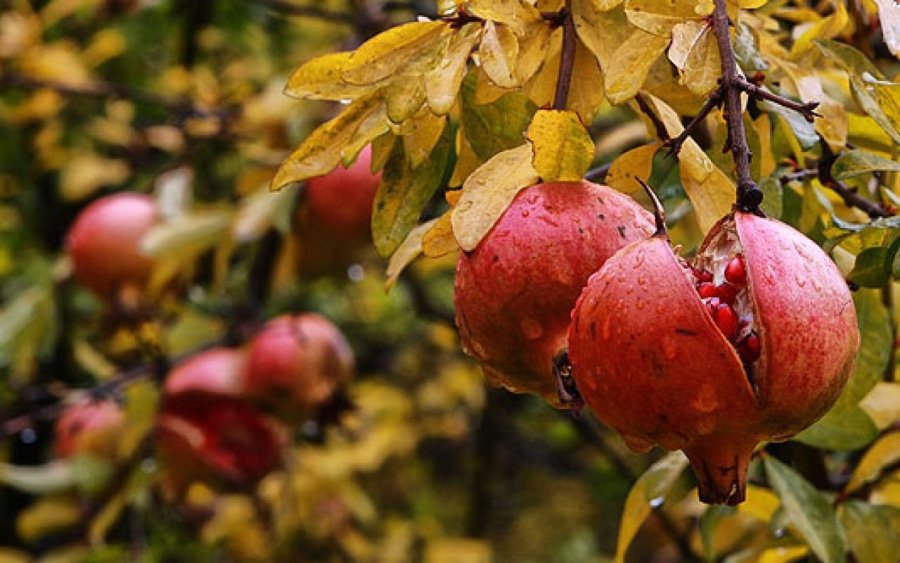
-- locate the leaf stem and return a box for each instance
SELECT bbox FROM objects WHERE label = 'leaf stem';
[552,1,576,111]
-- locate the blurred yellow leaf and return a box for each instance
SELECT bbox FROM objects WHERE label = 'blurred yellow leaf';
[272,94,383,189]
[860,382,900,429]
[285,52,381,101]
[424,538,492,563]
[141,210,232,259]
[526,109,594,182]
[425,23,481,115]
[451,144,539,251]
[19,42,90,84]
[0,548,30,563]
[606,142,659,195]
[738,484,780,522]
[758,545,810,563]
[16,496,80,543]
[59,153,130,201]
[791,3,848,56]
[82,28,126,68]
[845,431,900,494]
[342,21,448,85]
[644,94,735,232]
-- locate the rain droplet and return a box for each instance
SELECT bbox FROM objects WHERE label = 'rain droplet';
[795,275,807,288]
[20,428,36,444]
[649,496,665,508]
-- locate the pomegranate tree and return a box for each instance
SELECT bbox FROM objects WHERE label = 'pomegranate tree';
[55,398,125,460]
[244,314,355,420]
[454,181,655,404]
[156,347,286,490]
[65,192,159,298]
[568,209,859,504]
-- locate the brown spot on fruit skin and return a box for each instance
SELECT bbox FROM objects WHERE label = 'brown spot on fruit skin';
[568,211,859,505]
[454,181,654,404]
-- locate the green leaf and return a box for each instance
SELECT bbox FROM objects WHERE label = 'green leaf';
[792,404,878,450]
[526,109,594,182]
[758,175,784,220]
[460,74,538,161]
[816,40,900,145]
[832,149,900,180]
[372,126,452,257]
[762,101,818,149]
[699,505,736,562]
[847,245,894,288]
[614,451,689,563]
[838,500,900,563]
[763,456,845,563]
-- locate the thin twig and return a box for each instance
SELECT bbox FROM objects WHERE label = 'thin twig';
[665,85,725,157]
[818,142,892,219]
[736,77,819,122]
[711,0,759,211]
[635,94,670,143]
[552,1,576,110]
[584,163,611,183]
[779,168,818,185]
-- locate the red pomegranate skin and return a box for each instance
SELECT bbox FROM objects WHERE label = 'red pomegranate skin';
[305,145,381,241]
[453,181,655,403]
[244,314,354,418]
[65,192,158,297]
[157,347,285,488]
[568,210,859,504]
[55,399,126,460]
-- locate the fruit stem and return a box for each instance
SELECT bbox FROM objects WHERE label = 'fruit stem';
[635,178,667,237]
[684,436,756,505]
[553,350,583,414]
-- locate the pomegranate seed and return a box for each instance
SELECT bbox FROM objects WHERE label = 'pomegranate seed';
[714,304,738,340]
[715,283,738,304]
[694,268,713,283]
[698,282,717,298]
[705,297,721,317]
[738,332,761,362]
[724,255,746,285]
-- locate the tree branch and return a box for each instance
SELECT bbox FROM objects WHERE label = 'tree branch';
[818,142,892,219]
[552,1,576,111]
[665,85,724,157]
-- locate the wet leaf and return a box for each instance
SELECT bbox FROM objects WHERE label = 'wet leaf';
[624,0,710,37]
[425,24,481,115]
[384,218,439,290]
[844,432,900,494]
[464,0,541,35]
[422,212,457,257]
[838,500,900,563]
[606,142,659,195]
[479,22,519,89]
[614,451,689,563]
[342,21,448,85]
[451,144,539,251]
[284,52,379,101]
[460,75,537,161]
[764,456,845,563]
[526,110,594,182]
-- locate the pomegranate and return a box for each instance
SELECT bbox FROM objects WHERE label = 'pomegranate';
[156,347,286,489]
[65,192,158,298]
[305,145,381,241]
[453,181,655,404]
[568,210,859,504]
[244,314,354,420]
[55,398,125,460]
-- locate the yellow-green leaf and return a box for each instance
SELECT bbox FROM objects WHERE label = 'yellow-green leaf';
[860,382,900,429]
[844,432,900,494]
[425,24,481,115]
[272,95,384,189]
[422,211,457,257]
[373,125,452,257]
[614,451,689,563]
[791,2,848,56]
[451,144,539,251]
[526,109,594,182]
[668,20,721,96]
[604,29,670,104]
[385,218,439,290]
[342,21,448,85]
[460,74,538,161]
[644,94,734,231]
[403,110,449,169]
[838,500,900,563]
[284,52,378,101]
[606,142,660,195]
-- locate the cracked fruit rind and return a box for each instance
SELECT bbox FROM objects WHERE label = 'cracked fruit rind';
[454,181,655,404]
[568,210,859,504]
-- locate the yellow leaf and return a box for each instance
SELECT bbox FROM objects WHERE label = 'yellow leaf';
[624,0,711,37]
[568,40,606,122]
[790,3,849,56]
[140,211,232,259]
[82,28,126,68]
[449,126,481,187]
[451,144,539,251]
[758,545,810,563]
[424,538,492,563]
[403,110,448,168]
[16,496,81,543]
[271,94,384,189]
[860,382,900,429]
[526,109,594,182]
[514,20,552,85]
[524,27,562,108]
[422,211,457,257]
[284,52,379,101]
[614,452,689,563]
[343,21,448,85]
[385,219,439,289]
[875,0,900,57]
[59,153,130,201]
[738,484,780,522]
[384,74,427,123]
[606,142,659,195]
[463,0,542,34]
[643,94,735,231]
[754,114,776,178]
[572,1,631,74]
[669,20,721,96]
[740,0,768,7]
[604,29,670,104]
[844,432,900,494]
[425,23,481,115]
[479,22,520,89]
